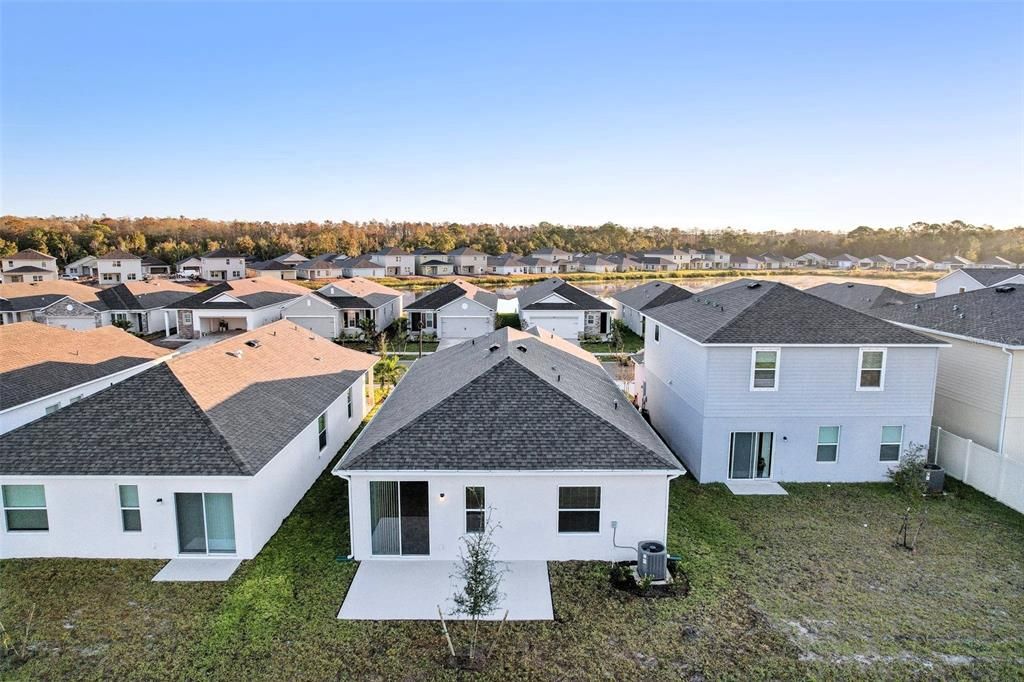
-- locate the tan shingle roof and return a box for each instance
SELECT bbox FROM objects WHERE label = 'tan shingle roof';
[0,322,170,375]
[122,279,196,295]
[324,276,402,299]
[0,280,104,305]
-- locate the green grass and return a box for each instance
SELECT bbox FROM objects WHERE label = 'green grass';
[581,328,644,354]
[3,461,1022,679]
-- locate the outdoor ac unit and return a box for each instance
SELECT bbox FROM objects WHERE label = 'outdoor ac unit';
[637,540,668,581]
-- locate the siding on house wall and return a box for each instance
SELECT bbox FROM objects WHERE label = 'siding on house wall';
[35,298,104,330]
[344,472,673,561]
[1006,349,1023,456]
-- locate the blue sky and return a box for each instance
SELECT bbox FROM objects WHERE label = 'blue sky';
[2,1,1022,230]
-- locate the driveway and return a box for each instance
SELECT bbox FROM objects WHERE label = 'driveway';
[338,560,553,621]
[436,338,466,351]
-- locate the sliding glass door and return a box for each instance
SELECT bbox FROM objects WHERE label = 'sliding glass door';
[175,492,236,554]
[729,432,774,479]
[369,481,429,556]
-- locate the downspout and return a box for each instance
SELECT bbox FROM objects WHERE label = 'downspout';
[999,348,1014,454]
[333,472,355,561]
[663,473,681,555]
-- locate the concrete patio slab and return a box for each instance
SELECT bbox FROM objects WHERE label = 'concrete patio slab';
[726,480,788,496]
[152,558,242,582]
[338,560,553,621]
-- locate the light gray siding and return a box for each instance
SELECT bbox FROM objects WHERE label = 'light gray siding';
[617,304,645,336]
[928,335,1010,452]
[1008,350,1024,457]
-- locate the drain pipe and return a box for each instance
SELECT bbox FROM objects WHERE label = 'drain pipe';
[334,472,355,561]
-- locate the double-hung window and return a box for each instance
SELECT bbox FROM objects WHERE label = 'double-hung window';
[465,487,485,534]
[317,412,328,450]
[879,425,903,461]
[654,324,660,342]
[346,388,353,419]
[816,426,840,462]
[751,348,780,391]
[858,349,886,390]
[119,485,142,531]
[558,486,600,533]
[2,485,48,532]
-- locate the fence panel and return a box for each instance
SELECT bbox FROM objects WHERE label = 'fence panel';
[932,426,1024,515]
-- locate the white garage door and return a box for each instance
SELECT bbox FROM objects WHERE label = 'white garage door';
[533,315,581,339]
[286,316,336,339]
[48,317,97,331]
[439,316,492,340]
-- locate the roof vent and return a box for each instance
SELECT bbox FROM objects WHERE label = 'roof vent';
[245,339,261,348]
[847,283,855,288]
[914,303,921,309]
[516,345,527,353]
[746,282,761,289]
[995,285,1016,293]
[958,313,965,319]
[952,304,959,311]
[227,349,243,358]
[488,343,501,352]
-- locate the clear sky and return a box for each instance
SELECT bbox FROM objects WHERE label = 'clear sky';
[2,1,1022,230]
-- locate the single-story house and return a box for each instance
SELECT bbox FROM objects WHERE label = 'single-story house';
[805,282,926,314]
[96,280,196,335]
[1,249,59,284]
[933,256,975,271]
[757,252,796,269]
[611,281,692,336]
[297,258,344,280]
[975,256,1018,269]
[517,278,613,340]
[605,253,643,272]
[334,326,683,561]
[247,260,300,280]
[141,256,172,276]
[729,256,764,270]
[640,256,678,272]
[576,254,616,273]
[934,268,1024,298]
[282,277,404,339]
[858,255,896,270]
[639,279,945,483]
[273,252,310,267]
[880,286,1023,458]
[172,277,308,339]
[487,254,527,276]
[175,256,203,276]
[828,253,861,270]
[0,322,172,435]
[0,281,110,329]
[64,255,98,279]
[794,253,828,268]
[0,321,376,559]
[406,280,498,340]
[338,256,386,279]
[519,256,557,274]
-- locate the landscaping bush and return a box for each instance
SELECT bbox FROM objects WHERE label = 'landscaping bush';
[887,442,928,502]
[494,313,521,330]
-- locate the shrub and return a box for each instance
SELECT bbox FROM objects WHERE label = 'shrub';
[887,442,928,503]
[494,313,521,331]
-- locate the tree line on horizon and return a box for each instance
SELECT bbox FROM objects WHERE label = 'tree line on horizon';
[0,215,1021,267]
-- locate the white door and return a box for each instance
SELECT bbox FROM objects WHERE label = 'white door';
[535,315,581,339]
[439,316,491,339]
[286,316,337,339]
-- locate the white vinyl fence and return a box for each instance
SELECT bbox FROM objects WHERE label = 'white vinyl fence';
[930,426,1024,514]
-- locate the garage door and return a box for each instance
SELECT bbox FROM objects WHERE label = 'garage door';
[48,317,97,331]
[286,316,337,339]
[439,316,492,340]
[533,316,581,339]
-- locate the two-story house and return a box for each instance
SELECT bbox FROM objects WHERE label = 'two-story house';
[1,250,58,284]
[934,268,1024,297]
[639,279,944,483]
[412,248,454,276]
[696,248,731,269]
[644,248,693,269]
[531,247,578,273]
[96,249,144,285]
[449,247,488,275]
[368,248,415,276]
[200,248,247,281]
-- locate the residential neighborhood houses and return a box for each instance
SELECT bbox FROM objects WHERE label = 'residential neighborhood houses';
[283,277,404,339]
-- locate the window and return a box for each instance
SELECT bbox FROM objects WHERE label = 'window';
[654,324,660,342]
[425,312,435,328]
[751,348,780,390]
[858,349,886,390]
[32,275,43,282]
[346,388,353,419]
[3,485,48,531]
[112,260,121,267]
[558,486,600,533]
[465,487,485,533]
[119,485,141,532]
[231,271,241,278]
[182,311,193,324]
[880,425,903,461]
[127,273,137,281]
[45,403,60,415]
[317,412,328,450]
[816,426,840,462]
[112,312,128,322]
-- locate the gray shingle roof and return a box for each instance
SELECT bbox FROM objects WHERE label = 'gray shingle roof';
[96,283,192,311]
[1,266,54,274]
[517,278,613,311]
[174,282,303,310]
[0,292,107,313]
[5,249,54,261]
[202,248,246,259]
[406,281,498,311]
[337,327,681,471]
[878,286,1024,347]
[612,281,693,311]
[643,279,938,345]
[806,282,926,313]
[953,268,1024,287]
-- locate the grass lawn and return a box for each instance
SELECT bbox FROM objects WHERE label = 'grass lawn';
[581,328,644,354]
[2,446,1022,679]
[333,338,440,353]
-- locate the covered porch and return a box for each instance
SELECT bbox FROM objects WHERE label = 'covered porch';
[338,560,553,621]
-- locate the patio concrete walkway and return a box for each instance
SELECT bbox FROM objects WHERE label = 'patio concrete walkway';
[338,560,553,621]
[725,480,788,495]
[152,558,242,582]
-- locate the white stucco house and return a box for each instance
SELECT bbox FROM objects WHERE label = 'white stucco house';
[0,321,376,560]
[334,326,683,561]
[1,249,58,284]
[96,250,144,285]
[64,255,99,279]
[200,248,247,281]
[368,248,415,276]
[0,322,172,435]
[934,268,1024,298]
[517,278,613,340]
[282,277,404,339]
[172,277,307,339]
[639,279,945,483]
[611,281,692,336]
[405,280,498,340]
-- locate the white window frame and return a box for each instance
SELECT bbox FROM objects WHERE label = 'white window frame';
[2,484,48,533]
[816,426,841,463]
[465,486,485,534]
[346,388,353,419]
[127,273,137,281]
[654,324,660,343]
[750,347,781,392]
[879,425,904,462]
[182,311,193,324]
[424,312,435,328]
[317,412,328,452]
[857,348,887,391]
[118,484,142,532]
[557,486,601,534]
